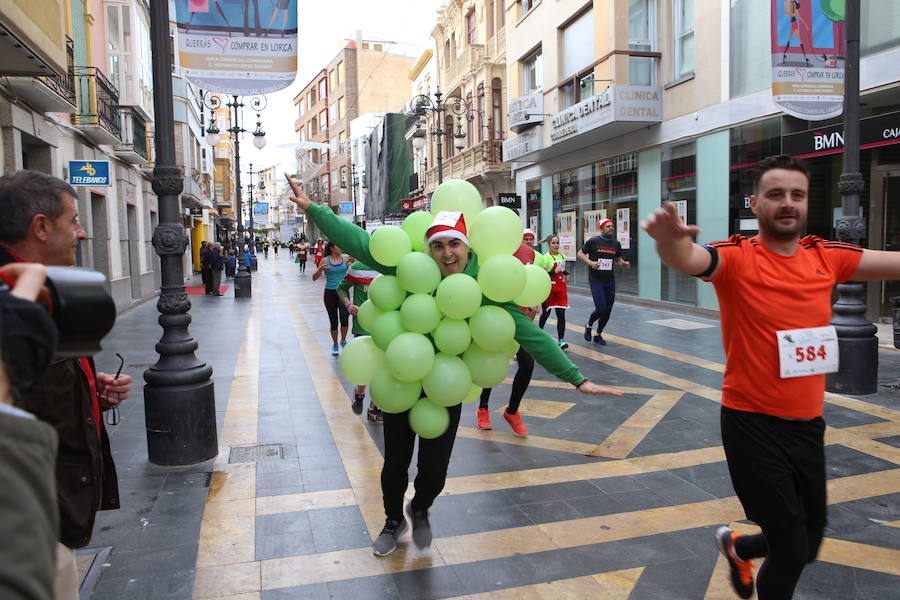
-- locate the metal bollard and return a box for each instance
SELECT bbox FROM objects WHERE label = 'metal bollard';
[891,296,900,349]
[234,265,252,298]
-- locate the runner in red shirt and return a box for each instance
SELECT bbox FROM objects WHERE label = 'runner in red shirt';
[642,155,900,599]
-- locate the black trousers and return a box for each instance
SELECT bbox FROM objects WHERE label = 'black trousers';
[323,289,349,330]
[381,403,462,522]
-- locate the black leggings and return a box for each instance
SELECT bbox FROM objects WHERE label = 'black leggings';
[538,307,566,340]
[323,289,349,330]
[479,348,534,415]
[733,525,823,600]
[381,403,462,521]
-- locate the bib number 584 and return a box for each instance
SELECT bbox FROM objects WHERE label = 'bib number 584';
[795,345,828,363]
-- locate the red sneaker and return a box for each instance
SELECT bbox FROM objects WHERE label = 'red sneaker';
[503,409,528,436]
[476,408,492,430]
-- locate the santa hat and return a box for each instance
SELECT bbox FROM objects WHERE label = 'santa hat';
[597,218,612,230]
[426,211,468,246]
[523,228,535,239]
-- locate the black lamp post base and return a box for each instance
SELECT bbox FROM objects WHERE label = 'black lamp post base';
[144,379,218,466]
[826,337,878,395]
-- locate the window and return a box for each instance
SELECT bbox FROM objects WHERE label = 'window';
[559,8,594,107]
[328,69,336,91]
[729,0,770,97]
[308,89,315,107]
[497,0,505,27]
[338,97,345,120]
[298,101,305,118]
[318,78,327,100]
[444,40,451,66]
[309,119,316,137]
[319,109,328,131]
[673,0,694,79]
[466,10,477,44]
[522,49,542,94]
[340,167,348,189]
[520,0,539,20]
[328,103,337,123]
[466,92,474,143]
[491,78,503,141]
[444,114,455,158]
[628,0,655,85]
[477,83,485,143]
[660,142,697,304]
[336,61,344,84]
[486,0,494,38]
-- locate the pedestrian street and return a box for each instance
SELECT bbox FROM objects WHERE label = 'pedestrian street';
[86,252,900,600]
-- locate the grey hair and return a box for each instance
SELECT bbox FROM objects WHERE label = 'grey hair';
[0,170,77,245]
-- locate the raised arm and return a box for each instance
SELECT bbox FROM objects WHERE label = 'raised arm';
[850,249,900,281]
[285,174,394,275]
[641,201,715,277]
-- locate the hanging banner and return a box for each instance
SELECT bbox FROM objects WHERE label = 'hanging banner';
[583,209,608,242]
[555,211,577,261]
[174,0,298,95]
[616,207,630,250]
[770,0,845,121]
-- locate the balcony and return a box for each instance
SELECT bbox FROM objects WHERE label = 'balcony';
[72,67,121,145]
[113,106,149,164]
[484,29,506,62]
[442,43,485,90]
[5,35,77,113]
[424,140,506,193]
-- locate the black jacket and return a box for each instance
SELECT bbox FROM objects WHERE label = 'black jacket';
[0,247,120,549]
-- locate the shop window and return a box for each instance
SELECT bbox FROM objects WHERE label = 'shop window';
[673,0,694,80]
[660,142,697,305]
[729,118,781,236]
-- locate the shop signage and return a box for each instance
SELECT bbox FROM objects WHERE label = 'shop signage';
[400,197,426,211]
[782,111,900,158]
[498,193,521,209]
[769,0,845,121]
[508,92,544,133]
[548,86,662,145]
[339,202,354,214]
[189,207,203,217]
[68,160,110,186]
[502,125,543,162]
[252,202,268,216]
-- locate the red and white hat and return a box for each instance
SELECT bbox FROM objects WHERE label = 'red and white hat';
[523,228,535,239]
[426,211,468,246]
[597,218,612,230]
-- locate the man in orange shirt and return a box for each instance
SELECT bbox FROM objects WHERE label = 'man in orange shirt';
[642,155,900,600]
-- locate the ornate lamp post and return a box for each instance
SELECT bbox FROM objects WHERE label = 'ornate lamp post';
[827,0,878,394]
[145,0,215,465]
[407,86,467,185]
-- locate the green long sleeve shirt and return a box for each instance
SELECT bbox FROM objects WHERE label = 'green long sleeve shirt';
[307,203,586,387]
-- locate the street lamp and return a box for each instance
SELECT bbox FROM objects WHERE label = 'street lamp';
[406,86,467,184]
[202,94,268,249]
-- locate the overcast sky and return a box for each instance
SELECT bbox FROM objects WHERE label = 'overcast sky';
[241,0,446,180]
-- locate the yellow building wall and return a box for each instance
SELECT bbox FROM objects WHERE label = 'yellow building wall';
[357,51,416,115]
[5,0,67,73]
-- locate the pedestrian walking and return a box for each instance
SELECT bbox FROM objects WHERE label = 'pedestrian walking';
[286,174,621,558]
[314,239,325,266]
[225,246,237,278]
[296,240,308,273]
[313,241,349,356]
[208,242,224,296]
[538,234,571,349]
[577,218,630,345]
[200,240,213,295]
[0,170,133,600]
[642,154,900,600]
[273,241,279,257]
[477,229,540,435]
[336,260,383,422]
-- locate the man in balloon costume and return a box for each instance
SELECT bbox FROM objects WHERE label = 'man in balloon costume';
[286,175,621,558]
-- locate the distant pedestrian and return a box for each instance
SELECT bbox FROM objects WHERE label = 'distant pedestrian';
[295,240,308,273]
[314,239,324,266]
[225,247,237,277]
[577,219,629,345]
[200,240,212,294]
[208,242,224,296]
[538,234,570,349]
[273,241,279,257]
[313,241,349,356]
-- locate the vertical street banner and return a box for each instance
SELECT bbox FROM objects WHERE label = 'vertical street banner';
[771,0,845,121]
[583,209,608,242]
[556,211,577,261]
[174,0,298,95]
[616,207,630,250]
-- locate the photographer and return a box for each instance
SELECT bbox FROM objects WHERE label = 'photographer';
[0,263,59,600]
[0,171,132,600]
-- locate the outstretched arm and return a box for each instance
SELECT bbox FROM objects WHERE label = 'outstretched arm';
[851,249,900,281]
[641,201,714,277]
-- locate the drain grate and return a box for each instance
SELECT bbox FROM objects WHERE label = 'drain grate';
[229,444,284,463]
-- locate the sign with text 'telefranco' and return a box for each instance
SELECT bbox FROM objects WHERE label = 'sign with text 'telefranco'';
[770,0,845,121]
[175,0,298,95]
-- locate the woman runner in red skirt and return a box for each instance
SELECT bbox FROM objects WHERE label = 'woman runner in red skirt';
[538,234,570,349]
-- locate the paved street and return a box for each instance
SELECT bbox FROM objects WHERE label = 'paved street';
[82,252,900,600]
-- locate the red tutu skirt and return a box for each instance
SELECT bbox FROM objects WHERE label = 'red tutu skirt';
[543,272,569,310]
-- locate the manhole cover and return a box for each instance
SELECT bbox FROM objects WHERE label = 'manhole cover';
[229,444,284,463]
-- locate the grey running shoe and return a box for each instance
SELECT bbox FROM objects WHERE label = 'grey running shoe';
[351,393,364,415]
[406,501,432,549]
[372,518,407,557]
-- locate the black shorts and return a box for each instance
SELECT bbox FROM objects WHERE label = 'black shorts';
[720,406,826,532]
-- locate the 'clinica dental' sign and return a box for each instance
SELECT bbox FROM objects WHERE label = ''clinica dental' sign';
[549,85,662,144]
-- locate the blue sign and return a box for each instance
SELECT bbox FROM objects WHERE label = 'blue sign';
[68,160,111,186]
[339,202,354,215]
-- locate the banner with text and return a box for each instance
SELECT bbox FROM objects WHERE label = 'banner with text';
[770,0,845,121]
[175,0,298,95]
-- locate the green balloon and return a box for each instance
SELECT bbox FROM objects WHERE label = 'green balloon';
[514,264,552,307]
[462,384,482,404]
[396,252,441,294]
[370,369,421,413]
[422,353,472,407]
[368,275,407,311]
[820,0,845,22]
[386,332,435,382]
[463,344,510,388]
[401,211,435,252]
[369,226,412,267]
[469,305,516,352]
[338,336,385,385]
[477,254,526,302]
[432,317,472,355]
[400,293,442,334]
[435,273,482,319]
[501,338,520,358]
[357,299,384,333]
[469,206,523,259]
[408,398,450,439]
[370,311,407,350]
[430,179,483,226]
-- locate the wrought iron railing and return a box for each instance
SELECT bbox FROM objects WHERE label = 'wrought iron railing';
[73,66,121,139]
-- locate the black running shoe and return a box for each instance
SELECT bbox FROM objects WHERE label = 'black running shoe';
[351,393,364,415]
[583,325,592,342]
[715,526,755,599]
[406,501,432,549]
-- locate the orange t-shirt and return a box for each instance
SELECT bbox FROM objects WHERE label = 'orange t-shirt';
[709,235,863,419]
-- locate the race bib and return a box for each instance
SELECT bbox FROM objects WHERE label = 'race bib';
[776,326,839,378]
[597,258,613,271]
